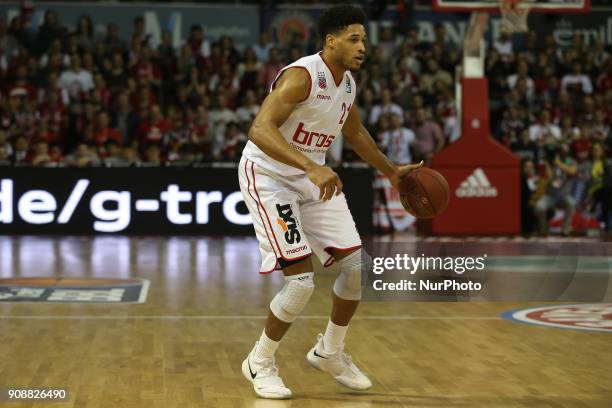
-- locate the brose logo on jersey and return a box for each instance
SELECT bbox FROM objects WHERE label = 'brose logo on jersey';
[276,204,301,244]
[292,122,335,148]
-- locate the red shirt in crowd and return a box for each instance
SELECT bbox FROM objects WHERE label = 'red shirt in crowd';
[132,61,161,82]
[138,118,171,145]
[94,127,122,146]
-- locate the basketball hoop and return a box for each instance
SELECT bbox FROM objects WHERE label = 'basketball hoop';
[500,0,532,33]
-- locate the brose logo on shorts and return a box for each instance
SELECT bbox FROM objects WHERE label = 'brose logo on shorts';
[275,204,301,244]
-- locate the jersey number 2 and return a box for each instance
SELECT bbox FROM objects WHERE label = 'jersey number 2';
[339,102,352,124]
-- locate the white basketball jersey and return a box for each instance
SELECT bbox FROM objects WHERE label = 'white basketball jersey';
[242,52,356,176]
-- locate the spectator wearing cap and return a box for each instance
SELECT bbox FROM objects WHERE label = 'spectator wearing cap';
[2,88,36,139]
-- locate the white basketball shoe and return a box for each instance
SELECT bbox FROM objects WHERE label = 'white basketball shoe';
[242,342,292,399]
[306,333,372,390]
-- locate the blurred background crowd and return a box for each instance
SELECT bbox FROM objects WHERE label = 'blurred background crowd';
[0,6,611,234]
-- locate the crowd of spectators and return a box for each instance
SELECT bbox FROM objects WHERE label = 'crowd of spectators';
[0,11,281,167]
[485,31,612,234]
[1,8,611,233]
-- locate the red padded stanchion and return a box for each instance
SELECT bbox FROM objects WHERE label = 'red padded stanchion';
[429,77,521,235]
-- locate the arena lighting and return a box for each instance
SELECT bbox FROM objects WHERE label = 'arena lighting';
[0,179,252,232]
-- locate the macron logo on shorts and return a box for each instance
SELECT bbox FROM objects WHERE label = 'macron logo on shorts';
[276,204,301,244]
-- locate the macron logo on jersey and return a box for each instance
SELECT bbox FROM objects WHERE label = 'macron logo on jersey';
[455,168,498,198]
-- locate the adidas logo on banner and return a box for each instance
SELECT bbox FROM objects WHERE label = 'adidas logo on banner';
[455,168,498,198]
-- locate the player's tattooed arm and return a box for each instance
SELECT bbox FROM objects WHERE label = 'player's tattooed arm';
[249,68,342,201]
[342,106,423,190]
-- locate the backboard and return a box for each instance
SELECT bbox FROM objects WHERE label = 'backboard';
[432,0,590,13]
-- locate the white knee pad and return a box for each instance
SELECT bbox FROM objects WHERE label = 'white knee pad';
[333,249,368,301]
[270,272,315,323]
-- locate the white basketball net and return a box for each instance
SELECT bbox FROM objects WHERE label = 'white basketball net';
[500,0,532,33]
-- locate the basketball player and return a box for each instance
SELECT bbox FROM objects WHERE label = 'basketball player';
[239,5,422,399]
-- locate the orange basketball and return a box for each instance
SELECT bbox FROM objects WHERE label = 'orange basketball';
[399,167,450,219]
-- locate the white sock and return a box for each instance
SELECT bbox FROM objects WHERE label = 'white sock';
[322,319,348,354]
[253,329,280,363]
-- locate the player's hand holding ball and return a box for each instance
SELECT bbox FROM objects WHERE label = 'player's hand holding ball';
[393,161,450,218]
[306,164,343,201]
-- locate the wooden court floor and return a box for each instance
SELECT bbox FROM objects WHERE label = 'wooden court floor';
[0,236,610,408]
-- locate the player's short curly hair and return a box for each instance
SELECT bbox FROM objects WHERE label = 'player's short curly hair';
[317,5,366,45]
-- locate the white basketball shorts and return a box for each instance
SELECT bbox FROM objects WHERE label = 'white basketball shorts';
[238,156,362,273]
